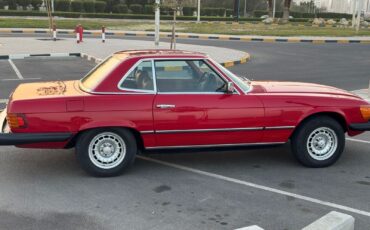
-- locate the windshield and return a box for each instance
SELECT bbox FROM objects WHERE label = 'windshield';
[81,56,121,91]
[212,60,251,92]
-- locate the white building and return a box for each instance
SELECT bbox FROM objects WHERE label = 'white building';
[294,0,370,14]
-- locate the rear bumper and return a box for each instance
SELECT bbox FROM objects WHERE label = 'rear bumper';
[0,109,72,146]
[349,122,370,131]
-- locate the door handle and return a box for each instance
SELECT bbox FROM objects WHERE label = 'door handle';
[156,104,176,109]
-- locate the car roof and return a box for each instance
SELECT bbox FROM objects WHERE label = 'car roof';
[112,49,208,60]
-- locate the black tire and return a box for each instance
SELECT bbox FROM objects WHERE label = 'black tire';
[291,116,345,168]
[76,128,137,177]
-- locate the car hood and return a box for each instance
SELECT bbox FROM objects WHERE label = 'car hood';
[250,81,359,98]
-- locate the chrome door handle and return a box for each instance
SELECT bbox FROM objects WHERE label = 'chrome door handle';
[156,104,176,109]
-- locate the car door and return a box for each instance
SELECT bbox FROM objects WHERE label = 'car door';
[152,59,265,148]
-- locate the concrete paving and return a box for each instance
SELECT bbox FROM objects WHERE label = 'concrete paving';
[0,37,369,230]
[0,37,248,64]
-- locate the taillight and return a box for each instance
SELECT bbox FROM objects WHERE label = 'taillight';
[6,113,28,129]
[360,106,370,121]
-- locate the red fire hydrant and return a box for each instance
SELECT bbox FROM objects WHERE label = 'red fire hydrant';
[75,24,83,43]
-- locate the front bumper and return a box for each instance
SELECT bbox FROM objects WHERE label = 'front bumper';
[0,109,72,146]
[349,122,370,131]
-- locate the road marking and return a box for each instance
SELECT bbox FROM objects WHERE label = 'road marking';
[8,59,23,80]
[1,78,41,81]
[0,99,8,103]
[138,156,370,218]
[346,138,370,144]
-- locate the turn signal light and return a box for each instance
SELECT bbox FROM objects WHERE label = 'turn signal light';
[6,113,27,129]
[360,106,370,121]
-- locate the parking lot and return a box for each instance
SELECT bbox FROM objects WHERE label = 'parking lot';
[0,47,369,229]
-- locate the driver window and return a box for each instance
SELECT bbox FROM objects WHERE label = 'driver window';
[120,61,154,91]
[155,60,226,93]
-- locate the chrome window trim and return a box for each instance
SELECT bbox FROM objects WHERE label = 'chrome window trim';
[153,58,240,95]
[117,58,157,93]
[156,127,264,134]
[209,59,253,94]
[146,142,285,150]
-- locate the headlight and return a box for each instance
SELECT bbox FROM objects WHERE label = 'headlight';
[360,106,370,121]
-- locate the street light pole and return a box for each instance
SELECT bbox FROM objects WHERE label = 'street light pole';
[51,0,54,12]
[272,0,276,19]
[197,0,200,23]
[352,0,357,28]
[155,0,160,47]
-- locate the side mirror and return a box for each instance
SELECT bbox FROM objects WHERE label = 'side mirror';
[226,82,235,94]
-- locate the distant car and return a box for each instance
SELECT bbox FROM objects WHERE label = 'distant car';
[260,15,269,19]
[1,50,370,177]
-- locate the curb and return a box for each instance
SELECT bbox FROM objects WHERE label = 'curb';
[303,211,355,230]
[0,53,80,60]
[1,28,370,44]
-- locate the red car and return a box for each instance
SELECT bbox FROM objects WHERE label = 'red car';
[1,50,370,176]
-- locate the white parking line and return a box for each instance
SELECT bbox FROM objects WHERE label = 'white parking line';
[1,78,41,81]
[138,156,370,218]
[346,138,370,144]
[8,59,23,80]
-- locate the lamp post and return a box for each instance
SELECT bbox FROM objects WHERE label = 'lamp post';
[272,0,276,19]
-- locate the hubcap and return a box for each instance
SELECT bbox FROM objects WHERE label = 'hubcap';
[88,132,126,169]
[307,127,338,161]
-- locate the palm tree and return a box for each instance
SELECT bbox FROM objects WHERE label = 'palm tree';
[267,0,273,17]
[282,0,292,21]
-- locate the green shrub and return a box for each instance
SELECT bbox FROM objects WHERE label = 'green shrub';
[83,0,94,12]
[55,0,70,11]
[126,0,145,6]
[15,0,29,10]
[201,8,225,17]
[160,5,172,15]
[29,0,42,10]
[143,4,152,14]
[129,4,142,14]
[112,3,128,13]
[183,6,195,16]
[94,1,106,13]
[225,9,233,17]
[71,0,83,12]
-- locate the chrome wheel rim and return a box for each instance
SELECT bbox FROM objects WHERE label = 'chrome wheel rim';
[307,127,338,161]
[88,132,126,169]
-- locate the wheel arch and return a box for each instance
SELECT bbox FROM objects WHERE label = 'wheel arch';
[66,126,145,151]
[290,111,348,139]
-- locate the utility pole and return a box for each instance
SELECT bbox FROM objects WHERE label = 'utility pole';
[51,0,54,12]
[155,0,160,47]
[243,0,247,17]
[352,0,357,28]
[233,0,240,21]
[356,0,363,32]
[197,0,200,23]
[272,0,276,19]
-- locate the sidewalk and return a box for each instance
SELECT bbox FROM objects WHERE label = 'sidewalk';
[0,37,249,66]
[1,28,370,44]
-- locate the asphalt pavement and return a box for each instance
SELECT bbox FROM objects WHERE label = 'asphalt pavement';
[0,37,369,230]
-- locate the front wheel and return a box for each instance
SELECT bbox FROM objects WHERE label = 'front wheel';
[291,116,345,167]
[76,128,137,177]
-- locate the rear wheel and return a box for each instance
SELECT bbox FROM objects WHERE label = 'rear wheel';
[291,116,345,167]
[76,128,137,177]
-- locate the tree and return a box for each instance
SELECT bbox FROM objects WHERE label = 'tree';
[267,0,272,17]
[282,0,292,21]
